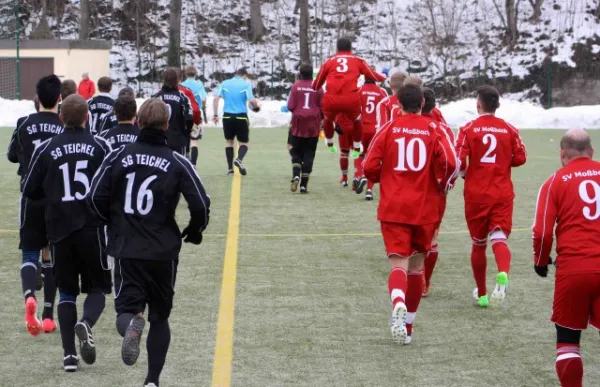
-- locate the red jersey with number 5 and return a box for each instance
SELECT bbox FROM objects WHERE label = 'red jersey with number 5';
[455,114,527,203]
[312,52,386,95]
[360,83,388,133]
[532,157,600,274]
[363,114,458,225]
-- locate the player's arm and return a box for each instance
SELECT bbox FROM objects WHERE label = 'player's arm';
[22,140,51,200]
[362,123,389,183]
[7,126,19,164]
[432,125,459,192]
[359,60,386,82]
[440,122,456,145]
[454,125,470,177]
[183,88,201,125]
[87,148,123,221]
[175,153,211,244]
[375,99,388,132]
[286,86,297,113]
[312,60,330,91]
[508,123,527,167]
[213,85,223,123]
[532,175,558,275]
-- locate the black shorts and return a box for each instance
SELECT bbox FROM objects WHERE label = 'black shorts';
[114,258,178,322]
[51,226,112,296]
[287,124,293,146]
[222,113,249,142]
[19,197,47,251]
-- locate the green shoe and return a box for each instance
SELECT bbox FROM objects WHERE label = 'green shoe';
[473,289,489,308]
[491,272,508,307]
[328,145,337,153]
[496,272,509,286]
[351,149,361,158]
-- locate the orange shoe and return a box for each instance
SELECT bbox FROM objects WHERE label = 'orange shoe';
[42,318,57,333]
[25,297,41,336]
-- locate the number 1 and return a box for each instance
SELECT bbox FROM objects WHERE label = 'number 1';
[302,92,311,109]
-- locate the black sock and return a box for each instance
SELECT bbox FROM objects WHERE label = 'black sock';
[21,263,37,300]
[82,292,105,328]
[301,174,309,188]
[58,301,77,356]
[145,319,171,386]
[116,313,135,337]
[292,163,301,179]
[191,146,199,166]
[41,261,56,320]
[238,145,248,161]
[225,147,234,170]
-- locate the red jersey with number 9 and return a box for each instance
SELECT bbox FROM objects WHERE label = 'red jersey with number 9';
[312,52,386,95]
[455,114,527,203]
[359,83,388,133]
[363,114,458,225]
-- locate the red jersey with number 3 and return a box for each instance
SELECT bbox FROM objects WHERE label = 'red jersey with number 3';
[532,157,600,274]
[360,83,388,133]
[363,114,458,225]
[312,52,386,95]
[455,114,527,203]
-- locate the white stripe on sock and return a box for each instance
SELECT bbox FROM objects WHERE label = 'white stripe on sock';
[391,289,405,302]
[556,353,581,362]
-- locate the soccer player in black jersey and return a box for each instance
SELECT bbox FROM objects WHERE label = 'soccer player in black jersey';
[96,86,136,133]
[23,94,112,372]
[89,99,210,387]
[7,75,64,336]
[87,77,115,134]
[99,94,140,148]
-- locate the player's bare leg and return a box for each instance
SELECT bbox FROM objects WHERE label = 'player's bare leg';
[555,325,583,387]
[423,230,440,297]
[388,255,409,344]
[405,254,425,344]
[471,238,489,308]
[41,246,57,333]
[490,229,510,307]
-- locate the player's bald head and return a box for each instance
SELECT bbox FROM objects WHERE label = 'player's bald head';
[60,94,88,128]
[560,128,593,163]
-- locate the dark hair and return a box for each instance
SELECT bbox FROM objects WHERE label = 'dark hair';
[60,94,89,127]
[364,79,376,84]
[163,67,180,88]
[298,63,313,80]
[422,87,436,114]
[397,84,424,114]
[114,95,137,122]
[185,66,197,78]
[337,37,352,52]
[235,67,248,76]
[118,86,135,99]
[477,85,500,113]
[61,79,77,100]
[97,76,113,93]
[36,75,61,109]
[138,98,170,131]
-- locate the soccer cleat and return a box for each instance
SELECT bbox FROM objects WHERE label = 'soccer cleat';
[340,176,348,187]
[42,318,56,333]
[145,384,158,387]
[63,355,79,372]
[365,190,373,201]
[25,297,41,336]
[328,145,337,153]
[351,149,361,158]
[234,159,247,176]
[122,315,146,366]
[351,177,359,191]
[75,321,96,365]
[355,177,368,194]
[291,176,300,192]
[472,288,489,308]
[35,261,43,291]
[390,302,408,345]
[422,283,430,298]
[300,186,308,194]
[226,169,234,176]
[490,272,509,307]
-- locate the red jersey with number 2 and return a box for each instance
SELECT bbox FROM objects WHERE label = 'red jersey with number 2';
[455,114,527,203]
[363,114,458,225]
[360,83,388,133]
[312,52,386,95]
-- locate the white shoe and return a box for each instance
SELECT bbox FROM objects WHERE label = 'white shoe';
[144,384,158,387]
[390,302,408,344]
[490,272,508,307]
[404,334,412,345]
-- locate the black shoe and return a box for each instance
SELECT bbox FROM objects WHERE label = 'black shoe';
[291,176,300,192]
[352,178,359,191]
[300,186,308,194]
[234,159,247,175]
[365,189,373,201]
[226,169,234,176]
[122,315,146,366]
[35,261,43,291]
[74,321,96,365]
[63,355,79,372]
[355,177,368,194]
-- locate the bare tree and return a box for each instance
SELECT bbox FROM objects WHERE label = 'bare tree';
[298,0,310,63]
[167,0,182,67]
[250,0,265,42]
[79,0,90,39]
[528,0,543,22]
[506,0,518,46]
[31,0,53,39]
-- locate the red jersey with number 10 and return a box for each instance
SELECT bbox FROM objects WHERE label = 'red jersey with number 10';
[455,114,527,203]
[360,83,388,133]
[313,52,386,95]
[532,157,600,274]
[363,114,458,225]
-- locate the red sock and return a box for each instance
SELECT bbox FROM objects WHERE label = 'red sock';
[556,344,583,387]
[353,157,364,178]
[471,244,487,297]
[352,119,363,151]
[406,271,424,314]
[340,154,349,177]
[424,245,439,287]
[367,180,374,190]
[388,267,407,308]
[491,240,511,274]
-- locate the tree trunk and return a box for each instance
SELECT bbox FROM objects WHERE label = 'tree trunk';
[505,0,518,47]
[79,0,90,39]
[250,0,265,42]
[528,0,543,23]
[299,0,310,63]
[167,0,182,67]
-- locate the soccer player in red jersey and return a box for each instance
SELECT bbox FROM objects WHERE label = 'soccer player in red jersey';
[355,78,387,199]
[363,84,457,345]
[376,72,406,131]
[421,88,455,296]
[313,37,386,157]
[532,129,600,387]
[455,85,527,308]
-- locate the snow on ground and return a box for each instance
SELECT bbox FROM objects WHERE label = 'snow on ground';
[1,97,599,130]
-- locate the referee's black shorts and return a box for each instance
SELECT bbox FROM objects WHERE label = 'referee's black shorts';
[114,258,178,322]
[222,113,249,143]
[19,196,47,251]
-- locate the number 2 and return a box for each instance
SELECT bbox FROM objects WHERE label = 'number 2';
[481,134,497,163]
[336,58,348,73]
[124,173,157,216]
[59,161,90,202]
[394,137,426,172]
[579,180,600,221]
[302,92,311,109]
[365,96,376,114]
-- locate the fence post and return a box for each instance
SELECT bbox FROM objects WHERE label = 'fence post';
[15,0,20,100]
[546,60,553,108]
[270,60,274,99]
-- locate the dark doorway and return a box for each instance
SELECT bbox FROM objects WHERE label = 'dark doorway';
[0,57,54,100]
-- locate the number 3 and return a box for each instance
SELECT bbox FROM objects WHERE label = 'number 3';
[579,180,600,221]
[336,58,348,73]
[481,134,497,164]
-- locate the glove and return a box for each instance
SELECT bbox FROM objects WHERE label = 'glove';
[181,226,203,245]
[335,124,344,135]
[280,105,289,113]
[382,67,390,76]
[534,256,553,278]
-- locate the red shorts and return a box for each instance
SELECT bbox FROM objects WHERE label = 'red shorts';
[323,93,362,122]
[380,222,436,258]
[464,201,513,242]
[552,273,600,330]
[362,131,375,152]
[336,114,354,150]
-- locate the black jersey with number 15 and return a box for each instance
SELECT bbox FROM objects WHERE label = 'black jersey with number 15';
[22,128,111,243]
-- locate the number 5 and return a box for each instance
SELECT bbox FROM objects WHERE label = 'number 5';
[336,58,348,73]
[366,96,376,114]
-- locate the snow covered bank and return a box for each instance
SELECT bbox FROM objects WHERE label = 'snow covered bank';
[2,97,599,130]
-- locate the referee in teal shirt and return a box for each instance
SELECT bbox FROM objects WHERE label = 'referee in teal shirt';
[213,68,259,176]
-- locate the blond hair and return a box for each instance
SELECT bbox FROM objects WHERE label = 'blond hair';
[404,75,423,87]
[389,72,408,91]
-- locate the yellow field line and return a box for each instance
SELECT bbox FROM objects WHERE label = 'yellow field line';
[211,172,242,387]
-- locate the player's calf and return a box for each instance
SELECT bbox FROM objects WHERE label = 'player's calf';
[555,325,583,387]
[470,240,489,308]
